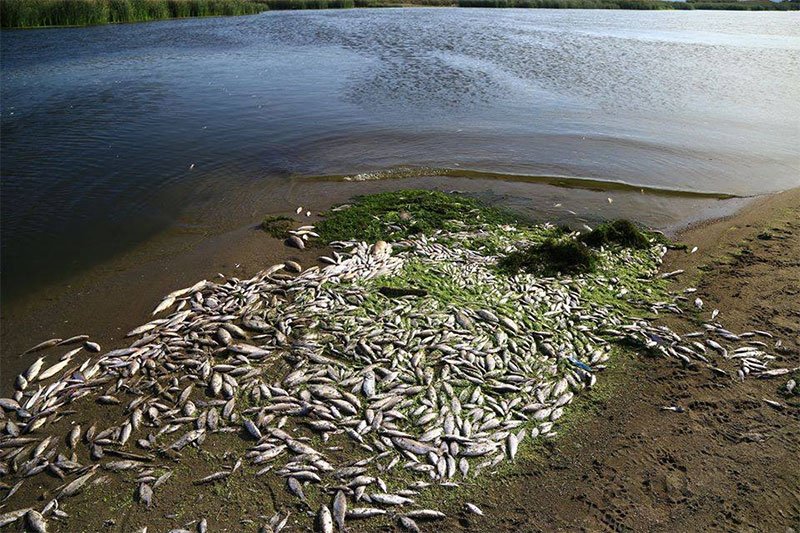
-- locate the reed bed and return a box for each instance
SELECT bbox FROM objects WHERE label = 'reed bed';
[2,0,795,29]
[0,0,267,28]
[252,0,452,8]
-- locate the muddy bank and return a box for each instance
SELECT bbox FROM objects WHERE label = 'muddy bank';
[430,187,800,531]
[0,176,751,394]
[0,186,796,533]
[0,176,752,374]
[1,190,689,533]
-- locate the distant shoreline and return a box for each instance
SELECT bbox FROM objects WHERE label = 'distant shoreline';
[2,0,797,30]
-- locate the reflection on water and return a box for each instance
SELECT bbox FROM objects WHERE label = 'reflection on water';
[1,9,799,301]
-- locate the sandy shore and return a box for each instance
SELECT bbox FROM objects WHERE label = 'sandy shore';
[0,176,751,394]
[436,187,800,531]
[1,186,797,532]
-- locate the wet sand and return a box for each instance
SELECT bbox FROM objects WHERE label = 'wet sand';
[0,176,752,393]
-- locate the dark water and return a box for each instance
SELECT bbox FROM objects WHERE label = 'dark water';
[2,9,799,301]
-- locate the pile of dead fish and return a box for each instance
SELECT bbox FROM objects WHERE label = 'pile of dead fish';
[0,223,793,533]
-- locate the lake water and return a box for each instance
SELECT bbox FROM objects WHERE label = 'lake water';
[1,9,799,302]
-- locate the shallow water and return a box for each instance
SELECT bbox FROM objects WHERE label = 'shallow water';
[1,9,799,301]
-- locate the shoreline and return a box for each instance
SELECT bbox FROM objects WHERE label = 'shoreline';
[2,0,796,30]
[0,181,771,393]
[0,186,797,531]
[442,185,800,531]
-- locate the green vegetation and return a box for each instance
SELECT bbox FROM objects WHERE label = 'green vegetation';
[316,190,669,288]
[373,258,493,306]
[498,237,598,276]
[254,0,451,7]
[260,215,295,238]
[3,0,793,28]
[315,189,520,244]
[580,219,651,250]
[0,0,267,29]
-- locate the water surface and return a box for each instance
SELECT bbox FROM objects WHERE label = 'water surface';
[2,9,799,301]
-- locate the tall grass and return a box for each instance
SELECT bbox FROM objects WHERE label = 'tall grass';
[252,0,452,7]
[253,0,354,9]
[1,0,795,28]
[0,0,268,28]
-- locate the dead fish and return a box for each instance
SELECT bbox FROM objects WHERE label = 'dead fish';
[97,395,121,405]
[104,460,142,472]
[170,429,205,450]
[346,508,386,519]
[332,491,347,531]
[286,236,305,250]
[284,261,302,273]
[0,508,32,527]
[2,212,781,533]
[506,433,519,460]
[152,296,176,315]
[57,335,89,346]
[26,508,49,531]
[397,516,420,532]
[454,311,473,330]
[391,437,436,455]
[243,419,263,440]
[193,471,230,485]
[23,357,45,382]
[499,316,519,333]
[763,398,785,410]
[757,368,792,378]
[154,470,173,490]
[58,468,97,499]
[315,506,333,533]
[404,509,446,520]
[287,477,307,502]
[706,339,727,356]
[38,357,72,381]
[14,374,28,391]
[23,339,62,355]
[84,341,101,352]
[0,398,21,411]
[368,493,413,506]
[137,483,154,508]
[3,480,24,502]
[464,503,483,516]
[476,309,498,323]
